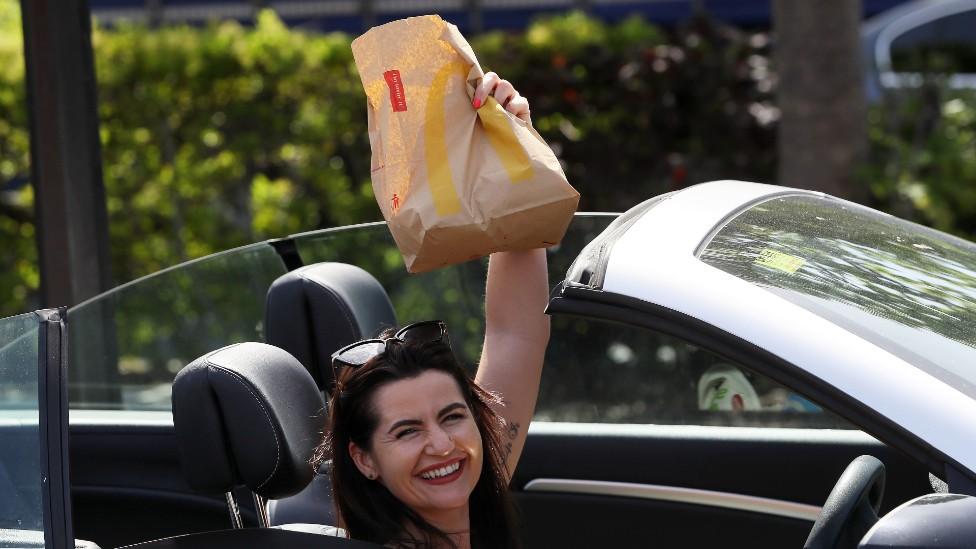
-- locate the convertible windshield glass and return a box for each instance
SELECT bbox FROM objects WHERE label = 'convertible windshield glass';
[699,194,976,400]
[67,243,287,410]
[0,313,44,536]
[65,215,616,411]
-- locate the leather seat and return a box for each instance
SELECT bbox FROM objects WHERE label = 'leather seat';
[263,262,398,526]
[264,262,398,391]
[169,341,387,548]
[171,342,326,521]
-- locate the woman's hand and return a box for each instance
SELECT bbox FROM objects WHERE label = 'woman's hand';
[472,71,531,124]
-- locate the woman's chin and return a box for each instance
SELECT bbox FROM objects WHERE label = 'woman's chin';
[415,484,475,509]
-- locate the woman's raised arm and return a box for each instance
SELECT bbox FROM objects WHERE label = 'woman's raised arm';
[475,248,550,479]
[470,72,550,478]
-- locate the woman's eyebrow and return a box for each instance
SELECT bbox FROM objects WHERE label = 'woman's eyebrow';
[386,402,467,434]
[437,402,467,416]
[387,418,421,434]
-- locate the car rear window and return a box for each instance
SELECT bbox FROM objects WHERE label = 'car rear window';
[699,194,976,400]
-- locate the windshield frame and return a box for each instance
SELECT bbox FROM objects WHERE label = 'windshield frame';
[37,309,74,549]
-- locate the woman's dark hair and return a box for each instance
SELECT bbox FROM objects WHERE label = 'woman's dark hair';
[314,331,520,549]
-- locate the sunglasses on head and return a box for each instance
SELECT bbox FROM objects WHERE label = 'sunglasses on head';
[330,320,450,380]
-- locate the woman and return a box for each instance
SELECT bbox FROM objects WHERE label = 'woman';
[318,73,547,549]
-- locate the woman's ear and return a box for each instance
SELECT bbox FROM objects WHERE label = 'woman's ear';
[349,441,379,480]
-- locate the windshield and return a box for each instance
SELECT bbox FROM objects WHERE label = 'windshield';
[699,194,976,399]
[66,243,287,410]
[0,313,44,540]
[65,214,617,411]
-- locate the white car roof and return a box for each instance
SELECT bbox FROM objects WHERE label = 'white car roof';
[566,180,976,475]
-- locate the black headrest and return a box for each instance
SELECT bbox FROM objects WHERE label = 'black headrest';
[265,262,397,390]
[172,342,326,500]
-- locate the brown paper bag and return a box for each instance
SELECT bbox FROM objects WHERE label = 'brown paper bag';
[351,15,580,273]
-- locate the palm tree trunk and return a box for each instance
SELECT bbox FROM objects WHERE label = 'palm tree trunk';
[773,0,867,202]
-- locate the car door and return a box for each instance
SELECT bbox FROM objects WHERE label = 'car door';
[511,309,933,549]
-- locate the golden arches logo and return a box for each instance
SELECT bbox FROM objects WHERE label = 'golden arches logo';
[424,61,534,217]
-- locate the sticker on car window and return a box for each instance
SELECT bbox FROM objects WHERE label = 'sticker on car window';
[755,248,805,274]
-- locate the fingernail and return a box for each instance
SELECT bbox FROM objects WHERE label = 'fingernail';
[472,98,482,109]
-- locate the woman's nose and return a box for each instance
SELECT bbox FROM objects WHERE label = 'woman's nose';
[426,426,454,455]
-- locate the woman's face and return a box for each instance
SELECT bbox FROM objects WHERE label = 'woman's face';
[350,370,484,525]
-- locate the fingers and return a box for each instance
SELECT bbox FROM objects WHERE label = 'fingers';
[473,72,519,103]
[473,72,531,123]
[473,71,500,109]
[492,79,517,108]
[506,95,531,123]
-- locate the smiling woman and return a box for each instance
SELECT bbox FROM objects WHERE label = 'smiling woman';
[321,330,521,548]
[319,249,550,549]
[312,72,548,548]
[315,238,551,549]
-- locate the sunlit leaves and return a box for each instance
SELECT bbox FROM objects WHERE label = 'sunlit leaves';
[472,12,777,211]
[92,10,376,289]
[866,89,976,236]
[0,0,36,316]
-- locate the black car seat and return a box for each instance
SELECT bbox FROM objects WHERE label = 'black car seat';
[264,262,398,391]
[171,342,335,533]
[263,262,398,526]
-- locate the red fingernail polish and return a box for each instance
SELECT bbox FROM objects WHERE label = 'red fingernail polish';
[472,98,482,109]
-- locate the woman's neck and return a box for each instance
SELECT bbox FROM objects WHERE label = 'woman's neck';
[403,505,471,548]
[424,503,469,534]
[390,532,470,549]
[446,530,471,549]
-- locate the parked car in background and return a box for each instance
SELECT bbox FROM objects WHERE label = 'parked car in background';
[862,0,976,102]
[3,180,976,548]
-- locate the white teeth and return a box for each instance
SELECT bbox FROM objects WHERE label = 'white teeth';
[421,461,460,480]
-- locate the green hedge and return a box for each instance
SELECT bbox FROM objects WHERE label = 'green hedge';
[865,88,976,237]
[0,3,973,317]
[0,1,34,316]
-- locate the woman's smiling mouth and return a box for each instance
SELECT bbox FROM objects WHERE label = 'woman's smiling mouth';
[418,458,465,484]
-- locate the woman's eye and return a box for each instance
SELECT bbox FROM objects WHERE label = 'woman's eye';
[395,428,417,439]
[444,412,466,422]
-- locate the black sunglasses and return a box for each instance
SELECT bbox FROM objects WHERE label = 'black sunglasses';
[330,320,450,380]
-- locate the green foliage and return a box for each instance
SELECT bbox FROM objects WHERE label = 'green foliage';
[0,8,780,319]
[864,88,976,238]
[93,11,375,283]
[0,0,35,318]
[473,13,777,211]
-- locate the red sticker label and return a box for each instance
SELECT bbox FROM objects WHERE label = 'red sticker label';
[384,70,407,112]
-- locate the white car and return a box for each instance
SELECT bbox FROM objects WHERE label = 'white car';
[549,180,976,547]
[4,180,976,548]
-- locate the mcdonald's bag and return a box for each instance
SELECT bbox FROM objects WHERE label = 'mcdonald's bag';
[351,15,580,273]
